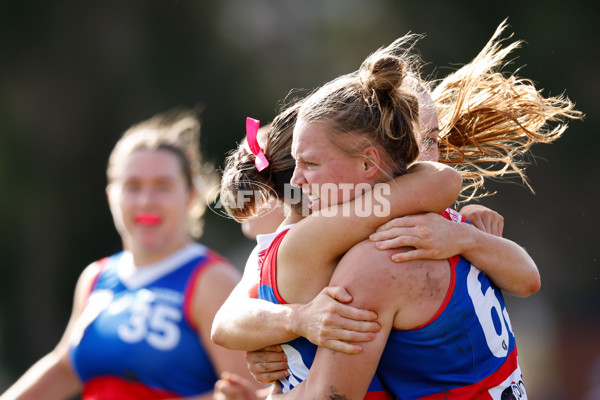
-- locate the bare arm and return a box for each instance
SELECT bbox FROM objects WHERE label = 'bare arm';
[0,263,102,400]
[450,221,540,297]
[370,211,541,297]
[212,162,460,353]
[268,244,402,400]
[281,161,462,271]
[211,246,379,352]
[211,246,301,351]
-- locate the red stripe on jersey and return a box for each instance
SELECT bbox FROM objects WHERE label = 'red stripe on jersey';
[260,228,291,304]
[416,348,521,399]
[83,258,108,305]
[364,390,396,400]
[441,207,466,223]
[257,248,268,268]
[249,248,268,299]
[183,250,231,331]
[407,257,457,331]
[82,376,179,400]
[440,208,463,266]
[397,234,461,332]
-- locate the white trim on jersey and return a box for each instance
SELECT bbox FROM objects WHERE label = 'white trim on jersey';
[118,243,207,289]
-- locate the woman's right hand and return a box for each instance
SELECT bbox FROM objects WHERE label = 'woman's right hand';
[458,204,504,236]
[369,212,466,262]
[245,287,379,384]
[291,286,380,353]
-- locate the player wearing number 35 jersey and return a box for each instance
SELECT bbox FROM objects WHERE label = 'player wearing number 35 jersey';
[1,109,261,400]
[69,243,222,399]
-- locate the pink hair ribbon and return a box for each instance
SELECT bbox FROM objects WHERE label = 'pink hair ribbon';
[246,117,269,172]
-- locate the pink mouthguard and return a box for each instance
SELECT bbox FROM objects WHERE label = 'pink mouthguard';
[135,214,161,226]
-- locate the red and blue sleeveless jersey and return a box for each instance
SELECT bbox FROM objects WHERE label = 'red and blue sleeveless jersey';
[376,209,528,399]
[254,226,393,400]
[69,243,222,399]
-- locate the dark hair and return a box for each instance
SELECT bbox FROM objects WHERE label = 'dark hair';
[220,101,302,222]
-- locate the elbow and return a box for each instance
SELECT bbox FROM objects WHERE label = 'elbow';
[210,316,245,350]
[447,168,464,200]
[209,326,221,346]
[210,330,231,350]
[523,259,542,297]
[516,271,542,298]
[438,166,463,210]
[210,318,228,348]
[526,273,542,297]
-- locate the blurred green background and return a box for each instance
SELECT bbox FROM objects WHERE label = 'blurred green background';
[0,1,598,399]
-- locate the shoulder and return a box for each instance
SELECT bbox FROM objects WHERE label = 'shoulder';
[333,241,450,304]
[191,249,241,301]
[332,240,409,300]
[197,260,241,288]
[187,250,242,326]
[198,250,240,280]
[77,260,105,293]
[71,259,108,313]
[335,240,418,283]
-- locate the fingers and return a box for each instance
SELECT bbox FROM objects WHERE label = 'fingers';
[248,362,290,384]
[491,213,504,236]
[371,215,438,249]
[322,285,352,303]
[246,348,287,364]
[309,320,379,352]
[468,218,486,234]
[295,288,380,352]
[246,349,290,384]
[375,216,415,233]
[459,204,504,237]
[306,294,380,353]
[316,315,380,341]
[495,219,504,236]
[321,339,364,354]
[371,234,415,250]
[370,227,414,243]
[247,359,289,373]
[325,298,378,323]
[316,288,378,323]
[390,248,429,263]
[470,213,503,237]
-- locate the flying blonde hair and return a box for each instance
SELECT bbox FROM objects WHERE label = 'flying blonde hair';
[431,20,584,201]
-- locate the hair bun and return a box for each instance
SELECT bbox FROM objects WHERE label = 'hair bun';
[360,55,406,95]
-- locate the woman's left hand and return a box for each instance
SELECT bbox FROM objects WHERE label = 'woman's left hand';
[370,212,465,262]
[245,345,290,385]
